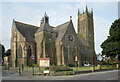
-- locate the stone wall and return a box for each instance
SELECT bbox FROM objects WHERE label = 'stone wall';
[11,24,36,67]
[35,31,43,64]
[55,20,83,66]
[35,30,56,65]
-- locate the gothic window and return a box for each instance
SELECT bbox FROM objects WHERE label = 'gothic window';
[27,45,32,66]
[28,46,32,57]
[18,45,22,58]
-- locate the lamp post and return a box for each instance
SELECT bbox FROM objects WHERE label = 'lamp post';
[32,60,34,76]
[31,54,35,76]
[18,46,22,76]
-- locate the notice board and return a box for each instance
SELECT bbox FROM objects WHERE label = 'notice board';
[39,58,50,67]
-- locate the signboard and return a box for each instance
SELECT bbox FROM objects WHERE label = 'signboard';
[75,55,78,62]
[31,54,35,60]
[39,58,50,67]
[43,70,49,74]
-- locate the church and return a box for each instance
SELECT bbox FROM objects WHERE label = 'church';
[10,6,96,67]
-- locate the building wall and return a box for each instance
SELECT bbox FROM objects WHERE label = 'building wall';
[35,30,56,65]
[35,31,43,64]
[10,9,96,67]
[11,24,36,67]
[56,20,82,66]
[55,41,62,65]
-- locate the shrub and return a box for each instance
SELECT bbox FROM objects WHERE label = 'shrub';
[55,72,66,76]
[44,67,49,70]
[34,64,39,66]
[54,65,73,72]
[102,62,108,65]
[60,64,66,66]
[69,64,75,67]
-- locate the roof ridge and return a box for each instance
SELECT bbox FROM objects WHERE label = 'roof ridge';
[56,21,70,28]
[15,21,39,28]
[36,23,56,33]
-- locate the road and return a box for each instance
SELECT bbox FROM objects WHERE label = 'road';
[70,70,119,80]
[2,69,119,80]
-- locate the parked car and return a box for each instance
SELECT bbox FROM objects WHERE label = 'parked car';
[84,63,91,66]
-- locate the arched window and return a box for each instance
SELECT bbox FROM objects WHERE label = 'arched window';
[27,45,32,66]
[18,45,22,57]
[28,46,32,57]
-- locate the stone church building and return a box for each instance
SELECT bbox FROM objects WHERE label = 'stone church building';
[10,6,96,67]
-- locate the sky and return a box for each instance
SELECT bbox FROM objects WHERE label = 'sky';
[0,1,119,54]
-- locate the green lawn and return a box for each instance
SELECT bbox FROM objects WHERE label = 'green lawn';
[100,65,116,69]
[24,65,116,72]
[23,66,45,73]
[70,65,116,71]
[10,66,45,74]
[10,65,116,74]
[70,66,92,71]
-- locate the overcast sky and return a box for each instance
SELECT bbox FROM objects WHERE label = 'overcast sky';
[0,1,119,54]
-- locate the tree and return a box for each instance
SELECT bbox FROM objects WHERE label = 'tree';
[109,57,114,65]
[0,44,5,62]
[101,18,120,60]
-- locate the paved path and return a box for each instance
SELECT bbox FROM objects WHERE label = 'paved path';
[2,69,119,80]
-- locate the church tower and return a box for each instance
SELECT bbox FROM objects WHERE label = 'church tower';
[77,5,94,50]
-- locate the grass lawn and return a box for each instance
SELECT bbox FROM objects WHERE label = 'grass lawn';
[70,65,116,71]
[11,66,45,74]
[70,66,92,71]
[23,66,45,73]
[101,65,116,69]
[10,65,116,75]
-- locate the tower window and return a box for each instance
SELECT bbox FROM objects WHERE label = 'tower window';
[45,17,48,23]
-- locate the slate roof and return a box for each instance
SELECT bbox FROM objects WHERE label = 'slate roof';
[53,20,87,45]
[53,21,70,41]
[36,23,56,33]
[14,20,87,46]
[14,21,39,42]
